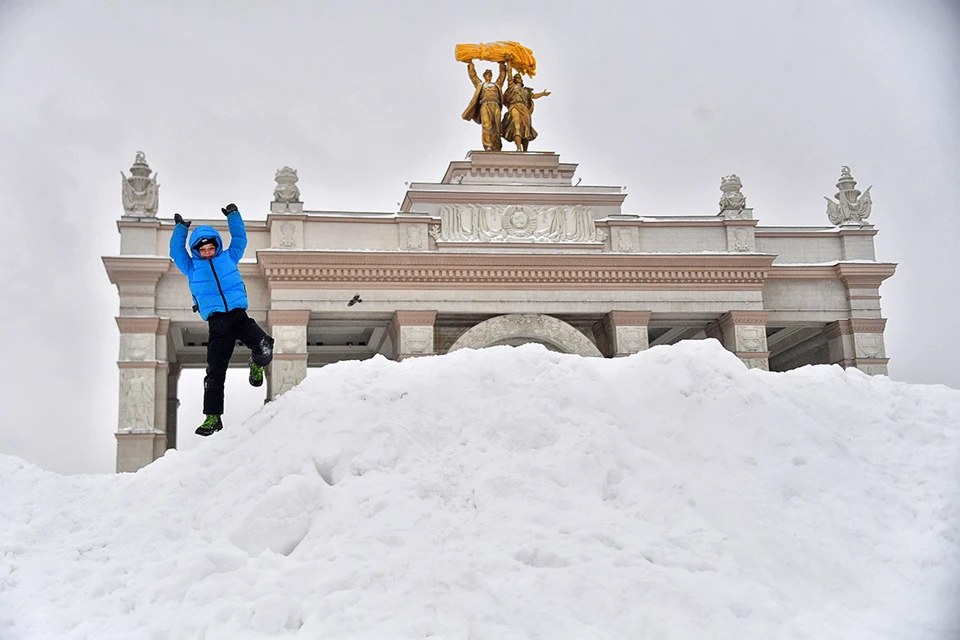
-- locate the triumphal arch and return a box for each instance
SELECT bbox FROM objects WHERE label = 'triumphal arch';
[104,45,895,472]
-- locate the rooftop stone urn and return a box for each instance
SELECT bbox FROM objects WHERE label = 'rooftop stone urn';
[121,151,159,217]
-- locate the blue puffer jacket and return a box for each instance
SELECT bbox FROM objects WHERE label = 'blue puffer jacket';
[169,211,248,320]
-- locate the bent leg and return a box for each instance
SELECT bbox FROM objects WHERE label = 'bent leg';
[235,311,275,367]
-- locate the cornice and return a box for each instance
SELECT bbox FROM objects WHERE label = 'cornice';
[103,256,171,285]
[116,316,162,334]
[836,262,898,288]
[257,251,775,291]
[767,263,897,287]
[401,190,628,211]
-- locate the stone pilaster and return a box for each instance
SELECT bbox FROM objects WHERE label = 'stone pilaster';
[267,310,310,400]
[825,318,889,375]
[706,311,770,370]
[390,311,438,360]
[166,363,181,451]
[115,316,170,472]
[603,311,651,357]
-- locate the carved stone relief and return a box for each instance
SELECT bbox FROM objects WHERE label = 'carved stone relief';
[732,227,754,252]
[855,333,885,359]
[735,325,767,352]
[615,325,648,354]
[857,363,888,376]
[429,204,607,243]
[120,334,155,361]
[271,359,306,397]
[118,369,155,431]
[277,221,301,248]
[400,326,434,355]
[616,228,635,252]
[741,357,770,371]
[448,314,602,357]
[405,225,426,250]
[273,326,306,354]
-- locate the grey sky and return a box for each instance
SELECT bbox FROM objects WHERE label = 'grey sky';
[1,1,957,474]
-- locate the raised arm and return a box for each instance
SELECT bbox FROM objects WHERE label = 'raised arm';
[224,206,247,263]
[169,218,193,276]
[466,60,480,87]
[496,61,507,89]
[532,89,552,100]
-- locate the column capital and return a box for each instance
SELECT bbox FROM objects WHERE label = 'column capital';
[116,316,165,334]
[824,318,887,340]
[268,309,311,330]
[393,310,438,326]
[605,310,651,328]
[718,310,768,329]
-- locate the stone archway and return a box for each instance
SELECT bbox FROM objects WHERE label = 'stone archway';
[447,314,603,357]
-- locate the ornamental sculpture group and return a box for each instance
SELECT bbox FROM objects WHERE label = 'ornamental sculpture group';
[457,41,551,152]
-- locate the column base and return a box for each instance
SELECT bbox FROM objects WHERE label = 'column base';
[116,431,165,473]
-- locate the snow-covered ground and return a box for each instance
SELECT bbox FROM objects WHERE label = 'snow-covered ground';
[2,341,958,640]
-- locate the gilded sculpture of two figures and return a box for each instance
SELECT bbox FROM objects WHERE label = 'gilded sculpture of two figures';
[457,41,550,152]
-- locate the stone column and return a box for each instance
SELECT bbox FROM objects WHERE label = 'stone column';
[825,319,889,375]
[603,311,651,357]
[166,363,181,452]
[115,317,170,472]
[706,311,769,370]
[268,310,310,400]
[391,311,438,360]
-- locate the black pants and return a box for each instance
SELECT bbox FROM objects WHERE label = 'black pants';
[203,309,274,415]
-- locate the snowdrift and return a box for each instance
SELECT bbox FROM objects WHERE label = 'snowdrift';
[2,340,959,639]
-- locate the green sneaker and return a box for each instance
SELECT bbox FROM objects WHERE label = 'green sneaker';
[249,358,264,387]
[195,414,223,437]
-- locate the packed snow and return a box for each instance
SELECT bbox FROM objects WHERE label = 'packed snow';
[2,341,958,639]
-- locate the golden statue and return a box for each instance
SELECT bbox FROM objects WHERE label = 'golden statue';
[502,74,551,152]
[456,41,548,152]
[461,60,507,151]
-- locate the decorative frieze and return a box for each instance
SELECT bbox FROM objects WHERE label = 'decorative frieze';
[429,204,607,244]
[258,251,775,290]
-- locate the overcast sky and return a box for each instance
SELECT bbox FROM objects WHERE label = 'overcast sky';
[1,1,957,475]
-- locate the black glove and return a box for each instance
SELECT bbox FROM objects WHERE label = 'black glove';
[174,213,191,228]
[221,203,238,216]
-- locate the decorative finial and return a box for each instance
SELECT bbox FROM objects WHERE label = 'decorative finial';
[273,167,301,203]
[121,151,159,217]
[718,174,752,219]
[824,166,872,225]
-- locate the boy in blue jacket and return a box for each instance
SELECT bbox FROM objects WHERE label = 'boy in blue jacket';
[170,203,274,436]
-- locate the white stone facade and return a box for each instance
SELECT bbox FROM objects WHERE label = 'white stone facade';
[104,153,896,471]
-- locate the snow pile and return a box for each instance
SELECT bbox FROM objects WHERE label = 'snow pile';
[2,341,959,639]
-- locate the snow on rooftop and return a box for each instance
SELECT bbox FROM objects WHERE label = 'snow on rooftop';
[2,341,958,639]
